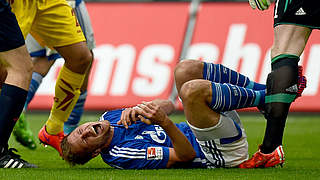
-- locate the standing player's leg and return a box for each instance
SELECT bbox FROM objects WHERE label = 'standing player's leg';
[64,0,96,135]
[0,1,36,168]
[240,0,320,168]
[35,0,93,155]
[13,35,56,150]
[240,27,311,168]
[261,25,311,153]
[15,0,96,149]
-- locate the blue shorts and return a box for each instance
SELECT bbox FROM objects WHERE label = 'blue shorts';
[0,0,25,52]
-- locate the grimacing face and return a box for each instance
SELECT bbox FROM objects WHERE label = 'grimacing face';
[67,121,113,155]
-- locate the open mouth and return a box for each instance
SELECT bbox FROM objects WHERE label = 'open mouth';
[91,124,102,135]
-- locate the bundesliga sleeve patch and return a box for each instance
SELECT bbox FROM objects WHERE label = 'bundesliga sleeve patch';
[147,147,163,160]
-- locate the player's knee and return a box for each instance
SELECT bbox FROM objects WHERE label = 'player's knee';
[267,55,299,94]
[174,60,196,80]
[71,49,93,73]
[174,60,203,91]
[80,50,93,68]
[180,79,209,104]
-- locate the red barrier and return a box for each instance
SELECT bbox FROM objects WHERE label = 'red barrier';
[29,2,320,112]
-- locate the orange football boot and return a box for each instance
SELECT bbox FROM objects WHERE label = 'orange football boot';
[38,126,65,156]
[239,145,285,168]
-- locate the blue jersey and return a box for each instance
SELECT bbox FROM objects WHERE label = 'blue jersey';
[99,109,208,169]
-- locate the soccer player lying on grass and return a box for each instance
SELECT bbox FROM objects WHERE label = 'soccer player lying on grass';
[60,60,306,169]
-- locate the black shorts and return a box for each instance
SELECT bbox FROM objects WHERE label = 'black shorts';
[0,0,25,52]
[274,0,320,29]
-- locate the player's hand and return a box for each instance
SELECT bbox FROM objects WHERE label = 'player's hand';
[117,107,141,129]
[248,0,270,11]
[136,101,169,126]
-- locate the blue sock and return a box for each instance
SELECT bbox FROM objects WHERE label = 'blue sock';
[203,62,266,90]
[210,82,265,112]
[64,91,87,135]
[24,72,43,110]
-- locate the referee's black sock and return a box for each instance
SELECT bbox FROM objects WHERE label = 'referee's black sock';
[261,55,299,154]
[0,84,28,150]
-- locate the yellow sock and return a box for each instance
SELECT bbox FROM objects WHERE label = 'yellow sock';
[46,65,85,134]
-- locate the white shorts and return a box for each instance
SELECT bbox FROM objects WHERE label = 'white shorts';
[187,110,249,168]
[25,1,95,60]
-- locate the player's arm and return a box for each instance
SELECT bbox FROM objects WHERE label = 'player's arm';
[150,99,175,115]
[136,102,196,168]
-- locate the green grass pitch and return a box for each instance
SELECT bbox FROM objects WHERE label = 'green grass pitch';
[1,112,320,179]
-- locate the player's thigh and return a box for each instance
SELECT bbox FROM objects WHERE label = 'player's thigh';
[31,0,86,49]
[271,25,312,58]
[272,0,319,58]
[74,1,96,50]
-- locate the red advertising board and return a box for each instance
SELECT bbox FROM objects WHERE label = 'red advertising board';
[29,2,320,112]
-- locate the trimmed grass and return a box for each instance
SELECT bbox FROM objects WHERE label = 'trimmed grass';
[1,112,320,179]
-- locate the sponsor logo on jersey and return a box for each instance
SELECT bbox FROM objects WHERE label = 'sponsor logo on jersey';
[142,125,167,143]
[147,147,163,160]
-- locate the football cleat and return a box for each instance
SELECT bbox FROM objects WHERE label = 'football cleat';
[38,126,65,156]
[238,145,285,168]
[0,148,37,168]
[13,113,37,150]
[264,145,285,168]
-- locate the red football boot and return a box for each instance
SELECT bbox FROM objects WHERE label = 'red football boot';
[264,145,285,168]
[38,126,65,156]
[239,145,285,168]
